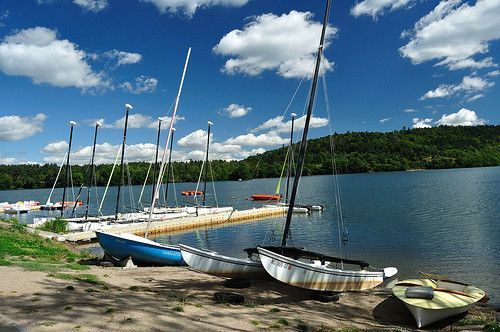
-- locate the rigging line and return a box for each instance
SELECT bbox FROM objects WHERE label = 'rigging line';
[322,73,347,262]
[69,164,75,202]
[99,144,122,216]
[93,168,99,218]
[125,156,136,214]
[281,75,307,119]
[46,152,67,205]
[138,151,155,207]
[171,167,178,207]
[194,158,205,206]
[209,160,219,207]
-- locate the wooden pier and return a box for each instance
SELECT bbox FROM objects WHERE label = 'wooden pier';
[63,207,287,242]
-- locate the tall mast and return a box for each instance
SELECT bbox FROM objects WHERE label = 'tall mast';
[84,121,100,220]
[146,47,191,237]
[202,121,212,207]
[281,0,332,247]
[151,118,162,207]
[60,121,76,218]
[115,103,133,220]
[285,113,296,204]
[164,127,175,207]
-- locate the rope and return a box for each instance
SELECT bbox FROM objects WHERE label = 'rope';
[209,160,219,207]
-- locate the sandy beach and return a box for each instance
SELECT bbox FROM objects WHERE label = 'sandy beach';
[0,263,497,332]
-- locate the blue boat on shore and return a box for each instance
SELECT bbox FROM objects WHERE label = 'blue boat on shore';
[95,231,186,266]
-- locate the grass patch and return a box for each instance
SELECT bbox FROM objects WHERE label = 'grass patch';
[172,306,184,312]
[269,323,281,329]
[484,321,500,332]
[250,320,259,326]
[64,305,73,311]
[36,321,56,327]
[104,308,116,315]
[38,218,68,234]
[244,301,256,308]
[269,307,280,313]
[31,297,40,302]
[295,319,309,332]
[457,316,493,326]
[65,285,75,290]
[49,272,101,285]
[194,303,203,308]
[277,318,289,326]
[336,327,360,332]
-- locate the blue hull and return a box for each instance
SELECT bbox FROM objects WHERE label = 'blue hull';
[96,231,186,266]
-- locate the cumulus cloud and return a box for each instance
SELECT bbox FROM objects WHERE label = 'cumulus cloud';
[379,117,390,124]
[487,70,500,77]
[104,50,142,67]
[351,0,415,18]
[73,0,108,12]
[420,75,494,100]
[99,112,184,129]
[0,27,107,90]
[400,0,500,70]
[141,0,249,17]
[42,140,68,153]
[412,118,432,129]
[251,114,329,134]
[435,108,486,126]
[177,129,210,149]
[0,113,46,141]
[213,11,336,78]
[121,76,158,94]
[224,133,288,147]
[220,103,251,118]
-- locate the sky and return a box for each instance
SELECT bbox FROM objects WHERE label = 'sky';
[0,0,498,165]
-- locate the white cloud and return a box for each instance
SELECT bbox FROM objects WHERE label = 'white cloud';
[487,70,500,77]
[42,140,68,153]
[435,108,486,126]
[0,156,38,165]
[141,0,248,17]
[467,94,484,102]
[403,108,418,113]
[400,0,500,70]
[436,57,497,71]
[224,133,288,147]
[379,117,390,124]
[99,112,183,129]
[412,118,432,128]
[420,75,494,100]
[251,114,329,134]
[73,0,108,12]
[213,11,336,78]
[351,0,415,18]
[220,103,251,118]
[0,27,107,90]
[0,113,46,141]
[104,50,142,67]
[121,75,158,94]
[177,129,210,149]
[0,10,9,27]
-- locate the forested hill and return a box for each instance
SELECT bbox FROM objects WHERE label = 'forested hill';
[0,125,498,190]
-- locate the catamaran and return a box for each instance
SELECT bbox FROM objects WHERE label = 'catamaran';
[257,0,397,292]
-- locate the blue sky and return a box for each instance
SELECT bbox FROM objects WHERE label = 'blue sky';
[0,0,498,164]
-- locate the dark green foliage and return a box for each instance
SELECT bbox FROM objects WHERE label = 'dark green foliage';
[0,126,498,190]
[38,218,68,234]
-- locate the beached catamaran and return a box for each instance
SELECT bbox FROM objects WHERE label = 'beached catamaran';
[256,0,397,292]
[96,48,192,266]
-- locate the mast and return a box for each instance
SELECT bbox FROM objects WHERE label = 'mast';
[164,127,175,206]
[281,0,332,247]
[60,121,76,218]
[202,121,212,207]
[146,47,191,237]
[84,121,100,220]
[151,118,162,207]
[285,113,296,204]
[115,103,133,220]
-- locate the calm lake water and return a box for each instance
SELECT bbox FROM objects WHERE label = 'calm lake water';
[1,167,499,306]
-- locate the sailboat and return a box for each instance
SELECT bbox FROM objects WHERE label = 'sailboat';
[96,48,192,266]
[257,0,397,292]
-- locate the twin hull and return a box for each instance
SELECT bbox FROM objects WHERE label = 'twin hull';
[257,247,386,291]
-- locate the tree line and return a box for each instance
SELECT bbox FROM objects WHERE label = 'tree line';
[0,125,498,191]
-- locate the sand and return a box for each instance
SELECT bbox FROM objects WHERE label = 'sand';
[0,265,495,331]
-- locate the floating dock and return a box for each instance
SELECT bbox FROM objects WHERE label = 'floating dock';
[63,207,287,242]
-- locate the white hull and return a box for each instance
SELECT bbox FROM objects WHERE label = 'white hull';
[264,204,310,214]
[406,303,473,328]
[258,247,394,291]
[180,244,267,279]
[185,206,234,216]
[393,279,485,328]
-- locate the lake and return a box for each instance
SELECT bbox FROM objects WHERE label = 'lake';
[1,167,499,306]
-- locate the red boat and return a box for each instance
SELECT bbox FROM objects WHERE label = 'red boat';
[251,194,281,201]
[181,190,203,196]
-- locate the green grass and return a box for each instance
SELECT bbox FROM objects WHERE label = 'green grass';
[295,319,309,332]
[457,316,494,326]
[269,307,280,313]
[38,218,68,234]
[104,308,116,315]
[277,318,289,326]
[194,303,203,308]
[172,306,184,312]
[64,305,73,311]
[484,321,500,332]
[250,320,259,326]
